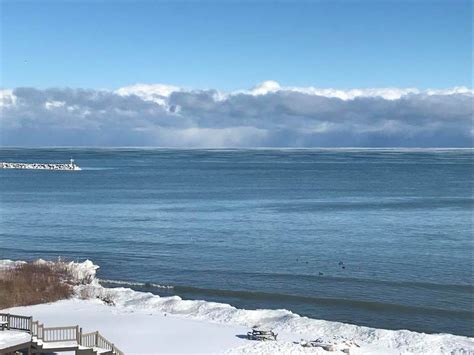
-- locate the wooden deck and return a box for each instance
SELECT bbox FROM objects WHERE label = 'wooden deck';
[0,313,124,355]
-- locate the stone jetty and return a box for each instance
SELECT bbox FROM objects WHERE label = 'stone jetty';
[0,159,81,171]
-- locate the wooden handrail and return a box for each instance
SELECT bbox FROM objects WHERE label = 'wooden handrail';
[42,325,78,331]
[0,313,31,319]
[81,331,97,347]
[2,313,124,354]
[79,330,124,355]
[31,320,39,337]
[42,325,79,342]
[0,313,32,332]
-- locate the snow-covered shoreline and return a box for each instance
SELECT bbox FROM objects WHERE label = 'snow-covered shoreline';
[1,259,473,354]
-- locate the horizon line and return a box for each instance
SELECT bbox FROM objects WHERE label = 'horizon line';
[0,146,472,150]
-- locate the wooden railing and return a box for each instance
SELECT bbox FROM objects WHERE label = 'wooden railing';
[43,325,79,342]
[97,332,124,355]
[0,313,32,332]
[82,331,124,355]
[81,331,97,348]
[1,313,124,355]
[31,320,39,338]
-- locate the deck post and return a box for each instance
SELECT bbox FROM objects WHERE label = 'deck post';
[78,327,83,345]
[6,314,10,330]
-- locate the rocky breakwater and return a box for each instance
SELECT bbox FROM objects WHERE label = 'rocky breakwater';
[1,159,81,171]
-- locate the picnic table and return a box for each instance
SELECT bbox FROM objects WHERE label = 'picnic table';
[247,328,278,341]
[0,320,8,331]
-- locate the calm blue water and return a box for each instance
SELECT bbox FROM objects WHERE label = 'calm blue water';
[0,148,472,336]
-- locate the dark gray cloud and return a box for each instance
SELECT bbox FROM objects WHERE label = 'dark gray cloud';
[1,85,472,147]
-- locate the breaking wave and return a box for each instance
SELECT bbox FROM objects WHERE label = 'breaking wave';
[99,278,174,289]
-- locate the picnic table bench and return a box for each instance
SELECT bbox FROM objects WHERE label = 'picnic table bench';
[301,337,360,352]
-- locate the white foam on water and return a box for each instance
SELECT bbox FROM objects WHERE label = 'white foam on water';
[99,278,174,289]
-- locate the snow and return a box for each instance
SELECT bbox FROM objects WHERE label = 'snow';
[33,258,99,284]
[224,341,400,355]
[39,340,79,349]
[2,259,473,354]
[0,330,31,350]
[74,283,473,355]
[0,259,26,270]
[0,258,98,284]
[6,299,248,354]
[66,259,99,284]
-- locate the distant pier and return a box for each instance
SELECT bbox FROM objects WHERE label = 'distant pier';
[0,159,81,171]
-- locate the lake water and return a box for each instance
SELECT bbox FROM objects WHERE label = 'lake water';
[0,148,472,336]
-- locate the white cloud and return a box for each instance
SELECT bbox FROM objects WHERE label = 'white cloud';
[248,80,282,95]
[152,126,268,148]
[1,83,472,147]
[114,81,474,102]
[44,100,66,109]
[0,89,17,108]
[115,83,181,106]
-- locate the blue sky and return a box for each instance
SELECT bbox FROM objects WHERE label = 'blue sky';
[1,0,472,90]
[1,1,472,147]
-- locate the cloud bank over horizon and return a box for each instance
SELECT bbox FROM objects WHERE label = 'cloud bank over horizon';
[1,81,472,147]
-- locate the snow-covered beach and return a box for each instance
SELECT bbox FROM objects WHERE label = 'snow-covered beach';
[1,259,473,354]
